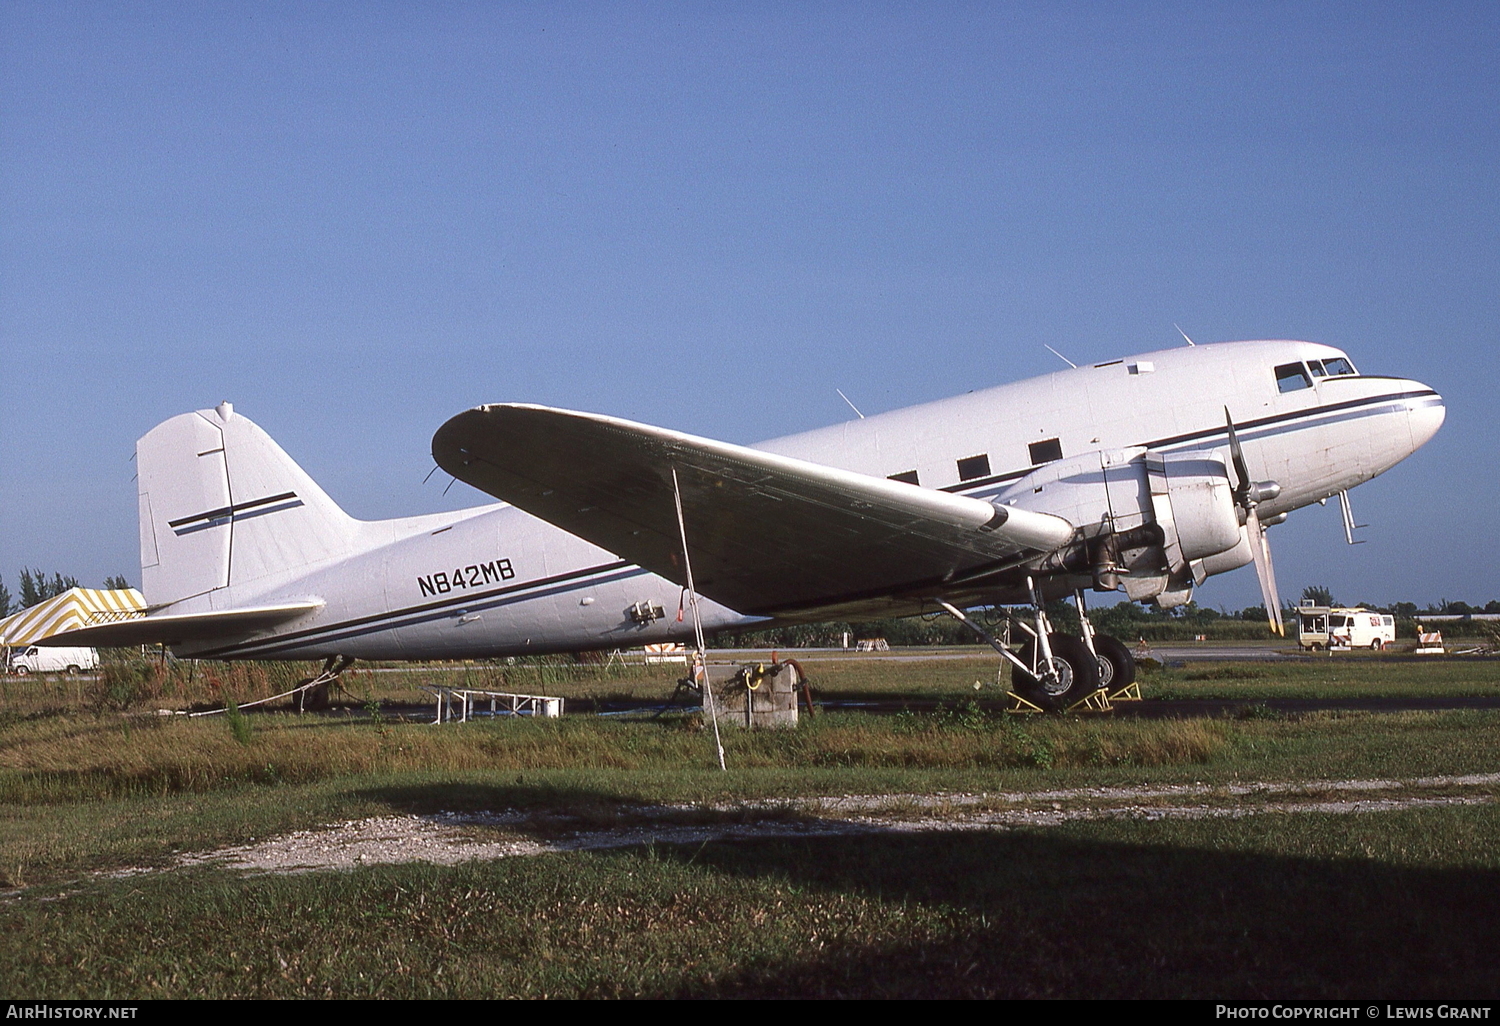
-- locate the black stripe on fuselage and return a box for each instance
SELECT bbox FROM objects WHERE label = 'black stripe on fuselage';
[938,388,1437,494]
[191,559,637,658]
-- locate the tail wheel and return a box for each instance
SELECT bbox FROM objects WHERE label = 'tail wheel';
[1014,633,1102,712]
[1092,634,1136,692]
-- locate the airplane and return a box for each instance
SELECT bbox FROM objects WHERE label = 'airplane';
[43,339,1443,711]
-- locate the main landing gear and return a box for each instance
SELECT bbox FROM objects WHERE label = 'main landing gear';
[939,583,1139,713]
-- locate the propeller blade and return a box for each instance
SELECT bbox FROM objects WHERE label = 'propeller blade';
[1245,506,1285,636]
[1258,518,1285,636]
[1224,407,1251,497]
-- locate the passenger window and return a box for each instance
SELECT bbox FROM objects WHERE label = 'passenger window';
[956,454,991,481]
[1322,357,1356,376]
[1028,438,1063,465]
[1275,363,1312,393]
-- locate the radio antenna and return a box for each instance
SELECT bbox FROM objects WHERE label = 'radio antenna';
[836,388,865,419]
[1044,345,1077,368]
[1175,324,1197,346]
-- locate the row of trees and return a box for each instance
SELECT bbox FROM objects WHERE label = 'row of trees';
[0,571,133,619]
[1292,584,1500,619]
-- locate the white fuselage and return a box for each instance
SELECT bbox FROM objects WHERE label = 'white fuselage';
[171,340,1442,660]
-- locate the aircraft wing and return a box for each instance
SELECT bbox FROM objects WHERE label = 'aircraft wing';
[33,601,324,648]
[433,405,1074,617]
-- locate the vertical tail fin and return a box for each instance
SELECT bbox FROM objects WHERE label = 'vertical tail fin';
[136,403,358,606]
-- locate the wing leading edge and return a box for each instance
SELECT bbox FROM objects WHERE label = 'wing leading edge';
[433,404,1074,618]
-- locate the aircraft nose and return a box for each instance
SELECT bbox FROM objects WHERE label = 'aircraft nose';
[1405,383,1445,452]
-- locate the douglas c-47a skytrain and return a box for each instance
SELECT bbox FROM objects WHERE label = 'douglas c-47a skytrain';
[45,339,1443,710]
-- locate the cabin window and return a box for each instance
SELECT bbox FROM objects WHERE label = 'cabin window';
[1275,363,1312,393]
[1322,356,1356,376]
[888,470,920,485]
[956,454,991,481]
[1028,438,1063,465]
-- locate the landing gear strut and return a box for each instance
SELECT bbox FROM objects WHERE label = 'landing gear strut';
[1073,589,1137,696]
[939,581,1139,712]
[938,578,1100,712]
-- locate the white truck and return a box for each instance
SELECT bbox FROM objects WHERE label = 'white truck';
[6,645,99,675]
[1296,604,1396,651]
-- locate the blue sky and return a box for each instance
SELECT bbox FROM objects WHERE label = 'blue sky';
[2,2,1496,613]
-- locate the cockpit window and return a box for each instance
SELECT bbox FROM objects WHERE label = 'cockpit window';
[1322,356,1356,376]
[1307,360,1328,377]
[1275,363,1312,393]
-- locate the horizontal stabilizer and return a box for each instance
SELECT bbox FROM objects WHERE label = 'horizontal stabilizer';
[34,600,324,648]
[433,404,1074,617]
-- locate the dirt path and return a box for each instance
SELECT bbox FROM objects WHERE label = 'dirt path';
[164,771,1500,876]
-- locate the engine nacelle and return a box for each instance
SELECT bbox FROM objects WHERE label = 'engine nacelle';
[1145,450,1242,566]
[994,447,1247,601]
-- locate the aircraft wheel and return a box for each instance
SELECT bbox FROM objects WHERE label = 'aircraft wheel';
[1092,634,1135,692]
[1014,634,1101,712]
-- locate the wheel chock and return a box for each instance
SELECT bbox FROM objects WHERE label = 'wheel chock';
[1006,688,1114,714]
[1107,682,1142,702]
[1067,687,1113,713]
[1005,690,1047,714]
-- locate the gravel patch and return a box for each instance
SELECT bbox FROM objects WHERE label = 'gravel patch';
[158,771,1500,876]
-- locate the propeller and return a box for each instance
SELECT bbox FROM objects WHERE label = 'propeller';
[1225,408,1285,636]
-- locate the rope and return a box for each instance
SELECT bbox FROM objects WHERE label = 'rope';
[183,662,348,717]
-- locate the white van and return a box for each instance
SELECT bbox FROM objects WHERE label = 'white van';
[1296,604,1396,651]
[7,646,98,675]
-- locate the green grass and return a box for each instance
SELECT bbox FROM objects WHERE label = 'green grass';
[6,652,1500,997]
[1141,654,1500,700]
[8,647,1496,714]
[6,806,1500,997]
[3,705,1500,888]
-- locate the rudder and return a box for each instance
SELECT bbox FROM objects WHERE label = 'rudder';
[137,403,358,606]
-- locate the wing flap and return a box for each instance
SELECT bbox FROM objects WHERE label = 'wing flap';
[33,600,324,647]
[433,405,1073,616]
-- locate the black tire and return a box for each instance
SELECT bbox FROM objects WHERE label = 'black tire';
[1013,633,1102,712]
[65,665,80,676]
[12,665,27,676]
[1092,634,1136,692]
